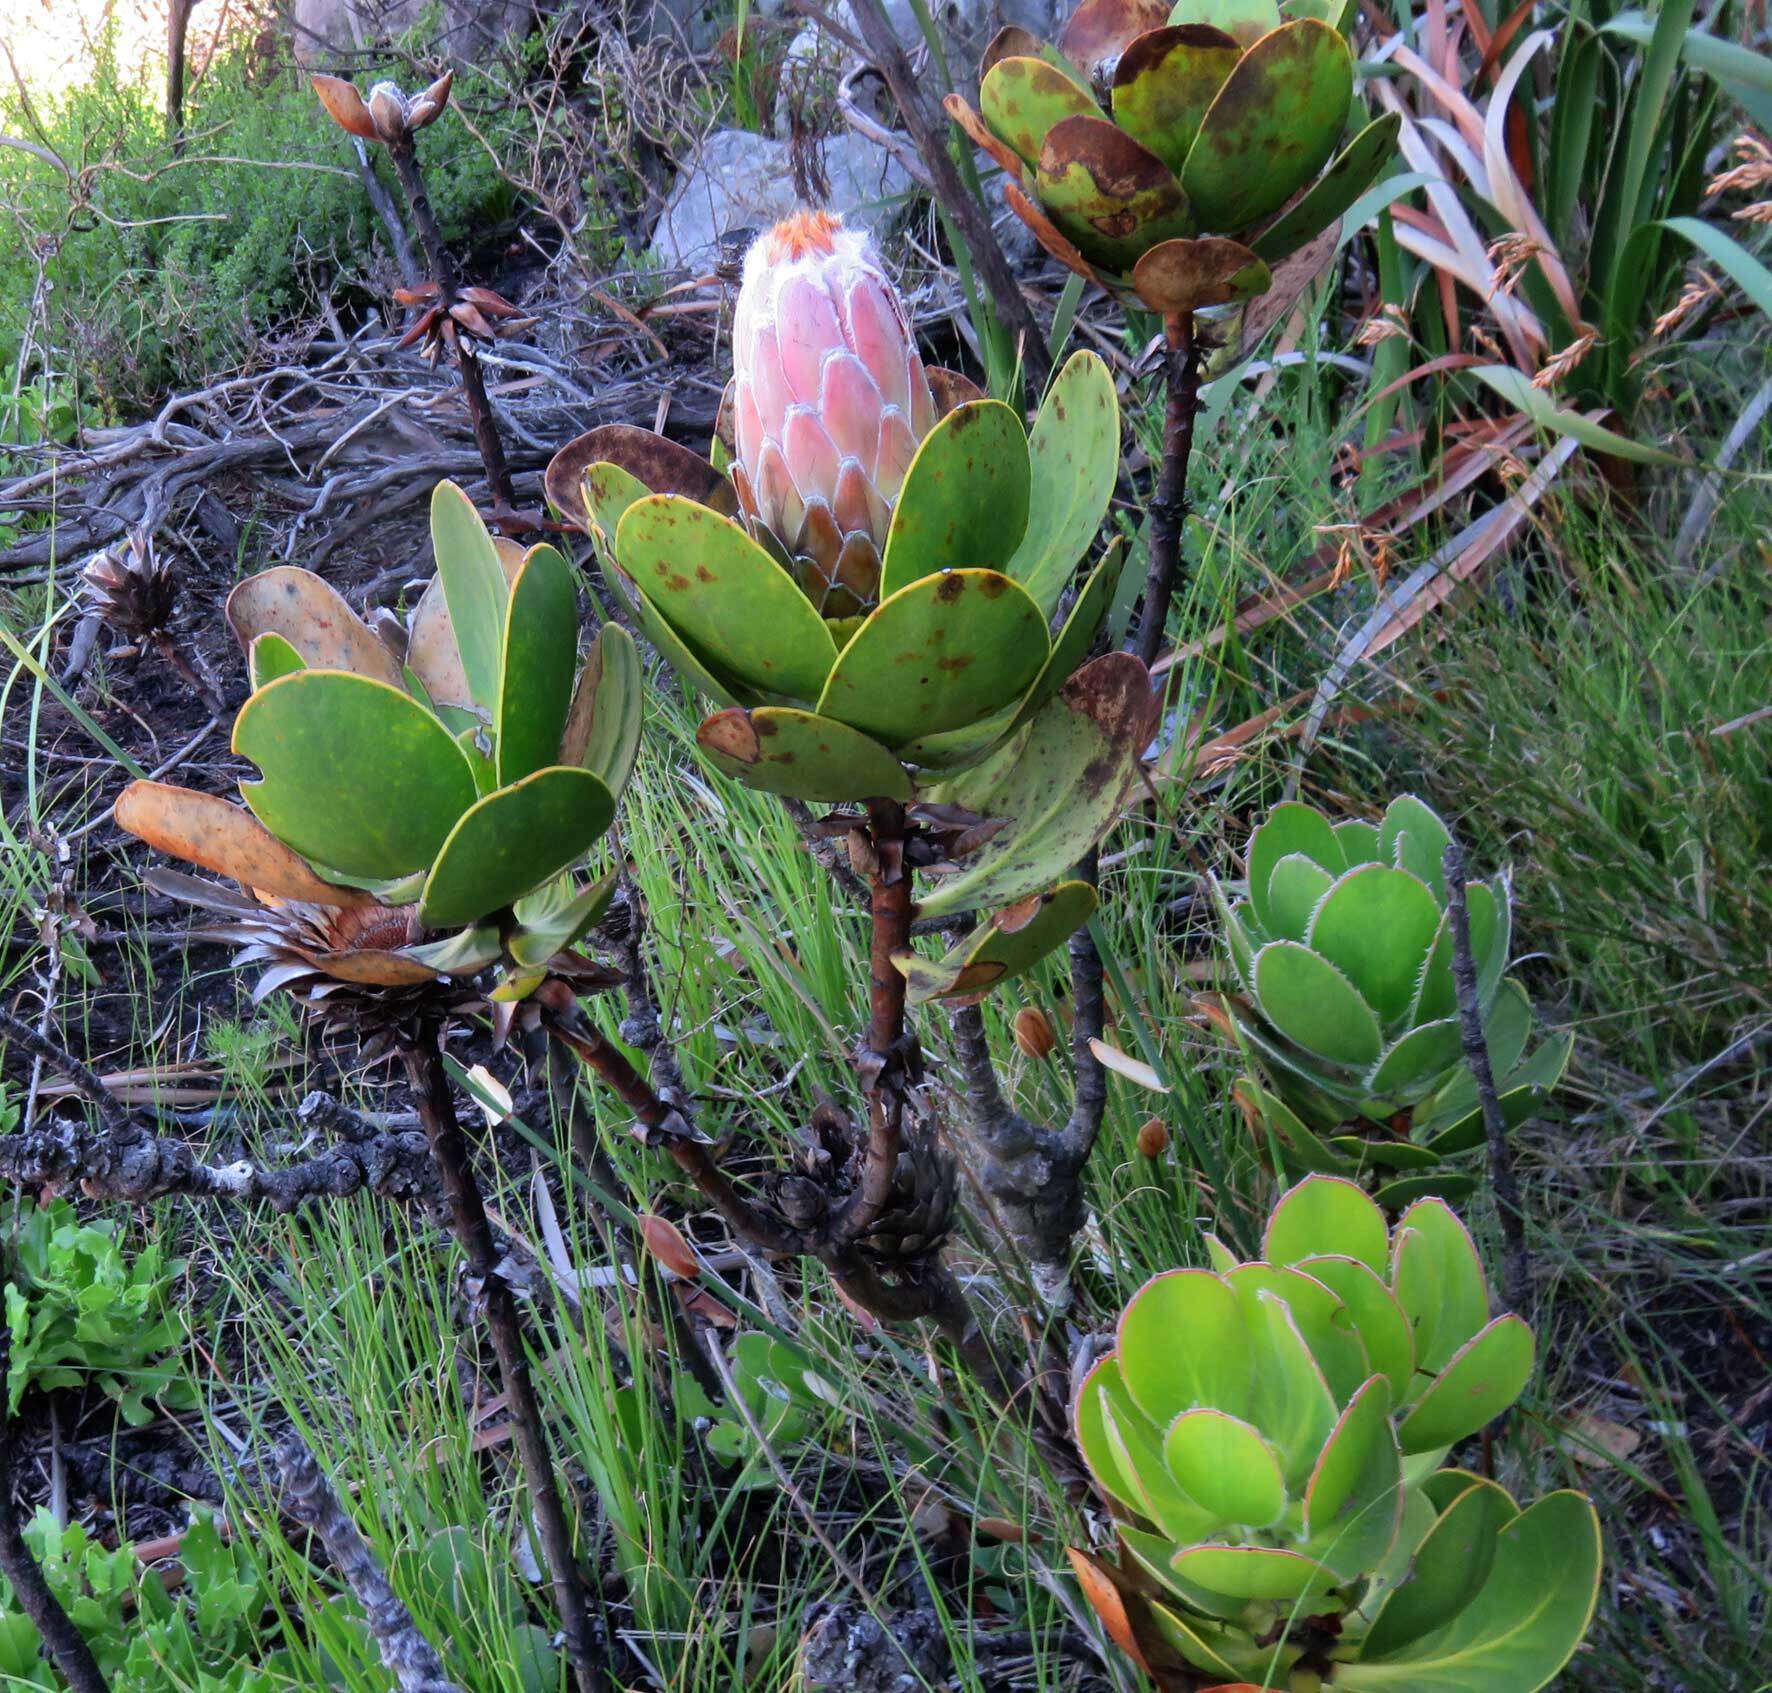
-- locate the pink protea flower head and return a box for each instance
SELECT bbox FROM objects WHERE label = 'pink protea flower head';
[731,211,937,614]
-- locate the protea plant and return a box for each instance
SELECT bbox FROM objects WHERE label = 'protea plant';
[1199,796,1571,1208]
[547,210,1155,1005]
[945,0,1398,320]
[1071,1175,1601,1691]
[114,481,639,1019]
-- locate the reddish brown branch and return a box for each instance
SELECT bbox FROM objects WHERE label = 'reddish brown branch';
[1133,310,1202,669]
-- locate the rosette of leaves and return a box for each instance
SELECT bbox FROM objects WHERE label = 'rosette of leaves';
[114,482,640,1017]
[549,343,1153,1009]
[4,1198,196,1427]
[1201,796,1571,1207]
[945,0,1399,317]
[1071,1175,1601,1690]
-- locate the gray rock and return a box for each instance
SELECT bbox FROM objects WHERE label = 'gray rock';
[648,128,916,274]
[290,0,532,64]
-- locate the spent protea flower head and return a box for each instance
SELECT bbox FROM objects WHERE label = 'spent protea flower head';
[729,212,937,612]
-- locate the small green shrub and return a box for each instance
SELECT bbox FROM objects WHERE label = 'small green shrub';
[0,1511,281,1691]
[0,29,516,410]
[5,1197,197,1425]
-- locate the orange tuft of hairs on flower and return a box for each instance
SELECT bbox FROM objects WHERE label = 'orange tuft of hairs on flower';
[760,209,844,263]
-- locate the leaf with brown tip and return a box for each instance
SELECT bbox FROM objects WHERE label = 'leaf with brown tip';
[1002,178,1110,288]
[1036,113,1193,274]
[226,567,404,689]
[1111,24,1242,174]
[114,780,367,906]
[545,424,735,533]
[1131,236,1270,314]
[1058,0,1171,78]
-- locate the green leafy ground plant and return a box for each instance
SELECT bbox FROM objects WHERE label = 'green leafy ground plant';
[1072,1174,1601,1690]
[5,1198,195,1426]
[1200,794,1571,1206]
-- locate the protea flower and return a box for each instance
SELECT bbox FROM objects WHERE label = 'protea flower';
[545,214,1155,1006]
[114,482,640,1011]
[945,0,1400,318]
[1198,795,1571,1208]
[728,212,938,613]
[1070,1175,1601,1690]
[82,531,175,642]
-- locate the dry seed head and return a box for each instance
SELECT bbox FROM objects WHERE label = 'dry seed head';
[1136,1117,1169,1158]
[1531,326,1596,391]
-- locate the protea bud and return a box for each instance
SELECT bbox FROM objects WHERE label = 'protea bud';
[730,211,937,612]
[368,81,411,143]
[1013,1006,1058,1060]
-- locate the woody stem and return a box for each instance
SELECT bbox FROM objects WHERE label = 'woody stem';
[1133,309,1202,669]
[383,133,518,519]
[399,1030,604,1693]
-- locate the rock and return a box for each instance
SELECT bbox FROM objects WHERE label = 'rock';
[800,1603,951,1692]
[648,128,915,274]
[289,0,532,65]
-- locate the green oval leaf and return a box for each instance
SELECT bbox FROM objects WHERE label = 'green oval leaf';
[619,495,836,701]
[1397,1315,1534,1453]
[1390,1196,1491,1374]
[1252,940,1383,1066]
[1172,1543,1336,1602]
[1306,864,1445,1025]
[879,401,1031,599]
[1293,1253,1414,1401]
[497,543,579,785]
[419,767,616,929]
[234,671,475,879]
[1302,1376,1400,1575]
[980,54,1103,168]
[1336,1491,1601,1691]
[1247,800,1344,933]
[1117,1268,1251,1423]
[1359,1474,1517,1658]
[1264,850,1335,940]
[1005,350,1124,617]
[817,569,1047,747]
[1111,22,1243,175]
[697,706,912,803]
[1162,1407,1286,1527]
[1264,1173,1387,1272]
[1183,20,1352,233]
[1251,111,1400,261]
[562,624,643,798]
[248,632,306,692]
[430,481,512,713]
[1367,1018,1464,1098]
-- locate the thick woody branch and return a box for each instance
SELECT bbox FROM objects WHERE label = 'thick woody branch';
[948,1004,1085,1303]
[275,1438,465,1693]
[0,1013,438,1207]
